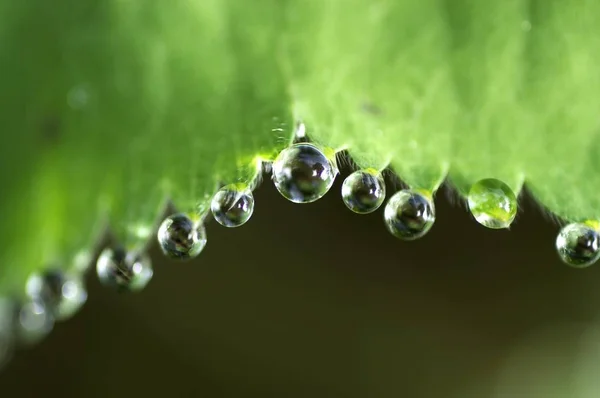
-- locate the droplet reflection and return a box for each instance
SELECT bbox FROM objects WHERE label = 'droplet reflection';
[25,270,87,321]
[272,143,338,204]
[341,169,386,214]
[384,190,436,240]
[158,213,207,260]
[96,247,153,292]
[16,299,54,346]
[211,184,255,227]
[468,178,518,229]
[556,222,600,268]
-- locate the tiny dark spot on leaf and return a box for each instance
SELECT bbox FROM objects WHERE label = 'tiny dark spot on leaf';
[39,116,61,147]
[361,101,383,116]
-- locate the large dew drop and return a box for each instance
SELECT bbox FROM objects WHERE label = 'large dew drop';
[211,184,255,227]
[341,168,386,214]
[15,299,54,346]
[384,190,435,240]
[25,270,87,321]
[158,213,207,260]
[272,143,338,204]
[556,222,600,268]
[96,247,153,292]
[467,178,517,229]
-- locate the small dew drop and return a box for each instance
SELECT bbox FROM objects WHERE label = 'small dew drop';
[272,143,338,204]
[384,190,435,240]
[295,122,307,141]
[157,213,207,259]
[25,270,87,321]
[211,184,255,228]
[96,247,153,292]
[521,20,532,32]
[556,222,600,268]
[341,169,386,214]
[467,178,518,229]
[16,299,54,346]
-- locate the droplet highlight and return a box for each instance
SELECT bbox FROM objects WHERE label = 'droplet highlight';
[25,270,87,321]
[384,190,436,240]
[158,213,207,259]
[341,169,386,214]
[15,298,54,346]
[467,178,517,229]
[211,184,255,227]
[272,143,338,204]
[556,222,600,268]
[96,247,153,292]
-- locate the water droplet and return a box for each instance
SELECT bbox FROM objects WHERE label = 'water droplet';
[157,213,207,259]
[467,178,518,229]
[211,184,255,227]
[272,143,338,204]
[295,122,307,141]
[556,223,600,268]
[96,247,153,292]
[25,270,87,321]
[384,190,436,240]
[341,169,386,214]
[15,299,54,346]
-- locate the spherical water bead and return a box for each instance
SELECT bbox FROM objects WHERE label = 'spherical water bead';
[556,223,600,268]
[384,190,436,240]
[158,213,207,259]
[341,169,386,214]
[15,298,54,346]
[272,143,338,204]
[25,270,87,321]
[467,178,518,229]
[211,184,255,227]
[96,247,153,292]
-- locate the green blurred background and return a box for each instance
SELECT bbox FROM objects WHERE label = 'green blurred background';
[1,169,599,397]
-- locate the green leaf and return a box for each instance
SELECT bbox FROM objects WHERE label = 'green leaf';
[1,0,599,294]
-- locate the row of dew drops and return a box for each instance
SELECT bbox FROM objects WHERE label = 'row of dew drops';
[1,132,600,370]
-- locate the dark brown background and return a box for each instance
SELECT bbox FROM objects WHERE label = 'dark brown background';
[1,170,600,398]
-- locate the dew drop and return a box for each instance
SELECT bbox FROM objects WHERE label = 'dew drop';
[295,122,307,141]
[211,184,255,227]
[556,223,600,268]
[272,143,338,204]
[96,247,153,292]
[157,213,207,259]
[384,190,436,240]
[341,169,386,214]
[25,270,87,321]
[15,298,54,346]
[467,178,518,229]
